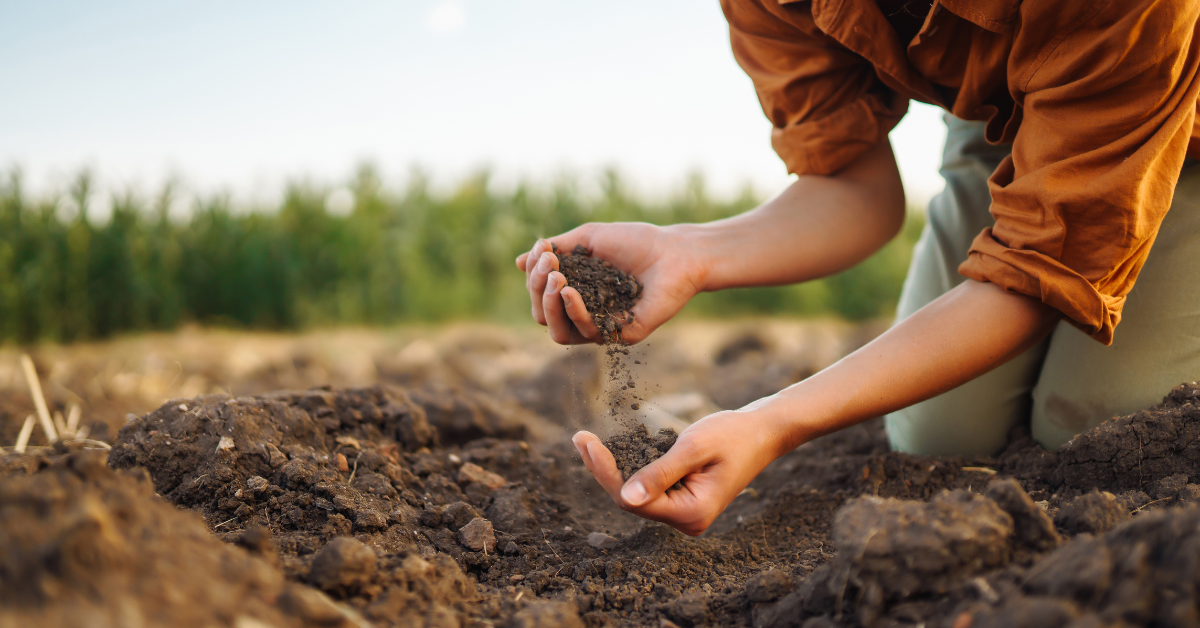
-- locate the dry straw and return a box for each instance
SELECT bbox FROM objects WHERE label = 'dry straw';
[20,354,57,443]
[13,415,34,454]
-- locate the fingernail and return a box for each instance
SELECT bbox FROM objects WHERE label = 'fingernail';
[536,253,551,273]
[621,481,649,506]
[546,273,561,294]
[574,440,591,465]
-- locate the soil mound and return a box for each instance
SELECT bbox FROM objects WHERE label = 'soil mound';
[9,375,1200,627]
[0,449,362,628]
[555,244,641,340]
[604,422,679,482]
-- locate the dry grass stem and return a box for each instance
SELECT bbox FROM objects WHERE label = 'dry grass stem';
[14,415,34,454]
[64,439,112,450]
[20,354,57,443]
[53,411,68,440]
[66,404,81,436]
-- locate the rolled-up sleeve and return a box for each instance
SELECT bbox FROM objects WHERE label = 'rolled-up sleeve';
[959,0,1200,344]
[721,0,908,176]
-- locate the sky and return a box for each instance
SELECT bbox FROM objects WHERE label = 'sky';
[0,0,948,214]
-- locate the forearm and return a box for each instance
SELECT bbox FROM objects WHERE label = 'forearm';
[677,141,906,291]
[748,280,1060,456]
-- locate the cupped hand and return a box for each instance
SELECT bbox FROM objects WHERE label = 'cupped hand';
[570,410,783,536]
[515,222,706,345]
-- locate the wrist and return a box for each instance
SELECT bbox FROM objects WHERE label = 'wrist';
[661,222,719,293]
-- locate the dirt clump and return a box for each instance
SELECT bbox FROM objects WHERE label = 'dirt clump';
[555,244,642,341]
[0,449,355,628]
[604,422,680,483]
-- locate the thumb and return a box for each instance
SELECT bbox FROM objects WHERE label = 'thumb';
[620,442,697,507]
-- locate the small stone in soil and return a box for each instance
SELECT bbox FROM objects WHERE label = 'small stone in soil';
[458,462,507,489]
[587,532,619,550]
[307,536,377,593]
[458,517,497,553]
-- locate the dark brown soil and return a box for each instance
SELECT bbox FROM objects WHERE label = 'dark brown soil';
[8,373,1200,627]
[603,423,679,482]
[554,244,642,341]
[0,448,351,628]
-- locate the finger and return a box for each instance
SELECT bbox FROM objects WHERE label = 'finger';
[524,239,551,296]
[571,432,626,498]
[620,442,696,508]
[561,287,602,342]
[571,431,595,468]
[584,439,629,499]
[528,250,557,325]
[543,271,582,344]
[516,252,529,271]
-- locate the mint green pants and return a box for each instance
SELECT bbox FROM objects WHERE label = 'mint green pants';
[885,115,1200,455]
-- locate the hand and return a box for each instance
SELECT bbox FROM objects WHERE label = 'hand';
[515,222,707,345]
[571,410,783,536]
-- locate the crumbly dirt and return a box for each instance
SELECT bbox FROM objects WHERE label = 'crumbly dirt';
[554,244,642,342]
[7,358,1200,627]
[0,448,363,628]
[603,423,679,482]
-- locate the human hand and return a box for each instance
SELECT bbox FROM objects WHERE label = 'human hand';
[570,410,783,536]
[515,222,707,345]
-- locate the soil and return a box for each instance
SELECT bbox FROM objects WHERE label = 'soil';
[554,245,642,342]
[603,423,679,482]
[6,352,1200,626]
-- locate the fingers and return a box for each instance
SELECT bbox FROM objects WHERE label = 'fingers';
[526,248,558,325]
[572,432,626,498]
[561,287,601,342]
[623,442,694,508]
[542,271,578,344]
[515,252,529,271]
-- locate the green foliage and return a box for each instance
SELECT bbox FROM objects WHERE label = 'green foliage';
[0,167,924,343]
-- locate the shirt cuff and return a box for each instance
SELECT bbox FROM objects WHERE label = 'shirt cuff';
[771,94,908,176]
[958,228,1124,345]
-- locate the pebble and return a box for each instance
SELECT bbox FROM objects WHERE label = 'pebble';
[587,532,619,550]
[458,517,497,553]
[307,537,377,592]
[246,475,269,494]
[458,462,507,489]
[336,453,349,473]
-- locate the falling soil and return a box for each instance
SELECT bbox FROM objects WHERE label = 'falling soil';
[9,373,1200,627]
[554,244,641,343]
[603,422,679,482]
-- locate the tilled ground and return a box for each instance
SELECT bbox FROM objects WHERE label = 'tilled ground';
[6,375,1200,627]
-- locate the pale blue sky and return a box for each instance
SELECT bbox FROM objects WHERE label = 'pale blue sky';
[0,0,947,210]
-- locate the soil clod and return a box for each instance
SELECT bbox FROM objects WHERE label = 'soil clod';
[554,244,642,341]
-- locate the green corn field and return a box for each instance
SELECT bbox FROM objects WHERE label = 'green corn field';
[0,166,924,343]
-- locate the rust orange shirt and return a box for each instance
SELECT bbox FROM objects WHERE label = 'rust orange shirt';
[721,0,1200,344]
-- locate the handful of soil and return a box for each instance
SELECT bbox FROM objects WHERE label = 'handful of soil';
[604,423,681,489]
[554,244,642,341]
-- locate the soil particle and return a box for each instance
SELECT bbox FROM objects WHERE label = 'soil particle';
[554,244,642,341]
[458,517,497,553]
[746,568,794,603]
[985,478,1060,552]
[604,422,679,482]
[587,531,619,550]
[459,461,507,488]
[503,600,586,628]
[308,536,378,594]
[1053,491,1130,535]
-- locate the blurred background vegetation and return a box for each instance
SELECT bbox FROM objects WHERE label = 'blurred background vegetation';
[0,166,924,343]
